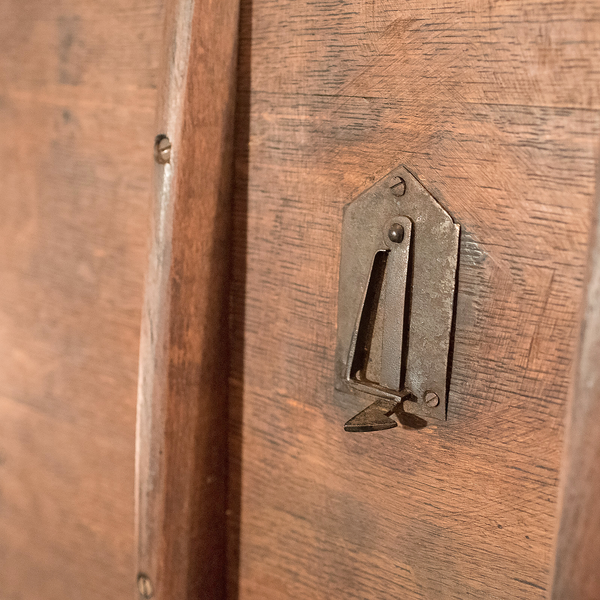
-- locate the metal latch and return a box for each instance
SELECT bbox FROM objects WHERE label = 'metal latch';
[335,166,459,431]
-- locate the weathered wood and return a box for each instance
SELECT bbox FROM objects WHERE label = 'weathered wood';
[551,188,600,598]
[135,0,240,597]
[0,0,163,598]
[229,1,600,598]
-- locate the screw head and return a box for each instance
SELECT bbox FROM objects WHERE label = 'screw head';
[137,574,154,599]
[424,391,440,408]
[154,135,171,164]
[388,223,405,244]
[389,176,406,196]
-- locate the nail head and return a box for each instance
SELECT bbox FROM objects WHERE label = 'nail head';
[424,391,440,408]
[137,574,154,599]
[389,176,406,196]
[154,135,171,164]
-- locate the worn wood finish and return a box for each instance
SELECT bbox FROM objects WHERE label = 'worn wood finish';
[0,0,163,598]
[135,0,240,597]
[551,190,600,598]
[230,1,600,599]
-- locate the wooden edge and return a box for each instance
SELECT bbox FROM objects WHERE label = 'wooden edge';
[134,0,240,597]
[551,166,600,599]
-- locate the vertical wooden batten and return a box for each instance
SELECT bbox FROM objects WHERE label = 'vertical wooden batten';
[552,173,600,599]
[135,0,241,597]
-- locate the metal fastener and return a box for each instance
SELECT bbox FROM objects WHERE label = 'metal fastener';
[389,176,406,196]
[137,574,154,599]
[424,391,440,407]
[154,135,171,164]
[388,223,405,244]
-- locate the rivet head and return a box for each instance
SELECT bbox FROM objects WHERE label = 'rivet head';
[154,135,171,164]
[137,574,154,599]
[389,176,406,196]
[388,223,405,244]
[424,391,440,408]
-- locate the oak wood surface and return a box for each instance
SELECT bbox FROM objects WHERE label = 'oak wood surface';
[135,0,240,598]
[0,0,164,597]
[230,1,600,598]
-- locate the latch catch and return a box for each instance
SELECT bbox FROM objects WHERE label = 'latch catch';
[335,166,460,431]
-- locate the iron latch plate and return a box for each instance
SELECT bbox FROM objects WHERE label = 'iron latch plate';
[335,166,459,427]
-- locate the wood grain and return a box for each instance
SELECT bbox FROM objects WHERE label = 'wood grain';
[134,0,240,597]
[551,182,600,598]
[229,1,600,598]
[0,0,163,598]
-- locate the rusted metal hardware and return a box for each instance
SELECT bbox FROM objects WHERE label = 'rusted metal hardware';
[335,166,460,431]
[153,134,171,164]
[137,573,154,599]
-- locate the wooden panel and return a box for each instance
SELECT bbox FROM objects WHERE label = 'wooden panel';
[230,1,600,599]
[0,0,163,598]
[135,0,240,598]
[551,192,600,597]
[238,1,600,109]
